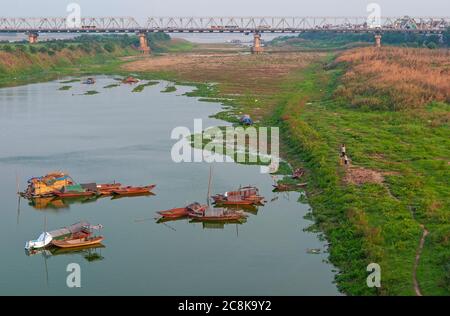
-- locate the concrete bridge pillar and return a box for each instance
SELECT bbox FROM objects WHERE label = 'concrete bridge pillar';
[28,32,39,44]
[138,32,151,54]
[374,34,382,48]
[251,32,264,54]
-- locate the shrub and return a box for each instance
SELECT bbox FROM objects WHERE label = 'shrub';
[103,42,115,53]
[426,41,437,49]
[2,44,13,53]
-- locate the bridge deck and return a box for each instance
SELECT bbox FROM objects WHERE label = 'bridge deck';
[0,16,448,34]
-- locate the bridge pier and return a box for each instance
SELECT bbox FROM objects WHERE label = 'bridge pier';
[374,34,382,48]
[138,32,151,54]
[251,33,264,54]
[27,32,39,44]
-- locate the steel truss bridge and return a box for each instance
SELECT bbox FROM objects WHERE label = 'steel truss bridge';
[0,16,449,33]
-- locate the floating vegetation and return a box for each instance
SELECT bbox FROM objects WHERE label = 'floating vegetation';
[161,86,177,93]
[58,85,72,91]
[306,248,321,254]
[84,90,99,95]
[103,83,120,89]
[132,81,159,93]
[60,79,80,84]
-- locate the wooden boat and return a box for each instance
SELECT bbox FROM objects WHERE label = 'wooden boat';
[83,77,96,84]
[212,186,264,205]
[54,191,97,198]
[157,207,189,219]
[52,236,104,248]
[122,76,139,84]
[157,202,207,219]
[111,184,156,196]
[97,183,122,196]
[272,182,308,192]
[292,168,305,179]
[188,208,247,222]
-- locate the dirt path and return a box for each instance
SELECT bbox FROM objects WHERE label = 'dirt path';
[413,225,429,296]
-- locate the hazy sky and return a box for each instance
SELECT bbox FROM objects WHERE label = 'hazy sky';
[3,0,449,23]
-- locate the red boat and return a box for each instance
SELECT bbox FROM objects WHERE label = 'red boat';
[97,183,122,196]
[122,76,139,84]
[54,191,97,198]
[212,186,264,205]
[157,202,207,219]
[111,184,156,196]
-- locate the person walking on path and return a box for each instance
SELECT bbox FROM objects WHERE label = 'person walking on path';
[343,154,349,166]
[340,144,346,157]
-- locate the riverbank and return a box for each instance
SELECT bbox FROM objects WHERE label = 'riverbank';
[0,36,199,88]
[122,48,449,295]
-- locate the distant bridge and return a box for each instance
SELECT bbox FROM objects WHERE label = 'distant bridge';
[1,16,448,53]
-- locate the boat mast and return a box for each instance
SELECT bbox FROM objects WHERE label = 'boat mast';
[207,165,213,206]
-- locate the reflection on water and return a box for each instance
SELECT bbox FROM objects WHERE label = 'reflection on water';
[28,193,156,211]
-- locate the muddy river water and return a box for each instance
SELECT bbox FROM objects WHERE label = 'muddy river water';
[0,77,339,295]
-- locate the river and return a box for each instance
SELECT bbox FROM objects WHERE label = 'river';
[0,76,339,295]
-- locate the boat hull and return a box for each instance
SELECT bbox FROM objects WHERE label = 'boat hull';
[52,236,104,248]
[157,207,189,219]
[111,185,156,196]
[54,191,97,198]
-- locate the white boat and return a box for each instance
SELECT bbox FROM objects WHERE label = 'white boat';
[25,232,53,250]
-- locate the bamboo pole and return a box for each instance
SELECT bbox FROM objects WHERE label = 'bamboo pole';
[207,165,213,206]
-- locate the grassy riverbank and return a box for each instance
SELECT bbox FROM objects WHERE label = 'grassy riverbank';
[122,48,449,295]
[0,35,196,87]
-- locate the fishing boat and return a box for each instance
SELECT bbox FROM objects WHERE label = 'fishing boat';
[212,186,264,205]
[96,183,122,196]
[272,182,308,192]
[111,184,156,196]
[54,191,97,198]
[122,76,139,84]
[188,208,247,222]
[82,77,96,84]
[292,168,305,179]
[21,172,75,198]
[52,236,104,248]
[51,223,104,248]
[157,202,207,219]
[25,221,101,250]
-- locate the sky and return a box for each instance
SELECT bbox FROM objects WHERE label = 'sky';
[2,0,449,24]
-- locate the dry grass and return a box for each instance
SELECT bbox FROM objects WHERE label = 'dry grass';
[344,166,385,185]
[0,49,87,73]
[335,47,450,110]
[122,52,323,95]
[122,51,324,120]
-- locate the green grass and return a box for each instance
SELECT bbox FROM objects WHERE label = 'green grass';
[58,85,72,91]
[264,58,449,295]
[103,83,120,89]
[84,90,99,95]
[161,86,177,93]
